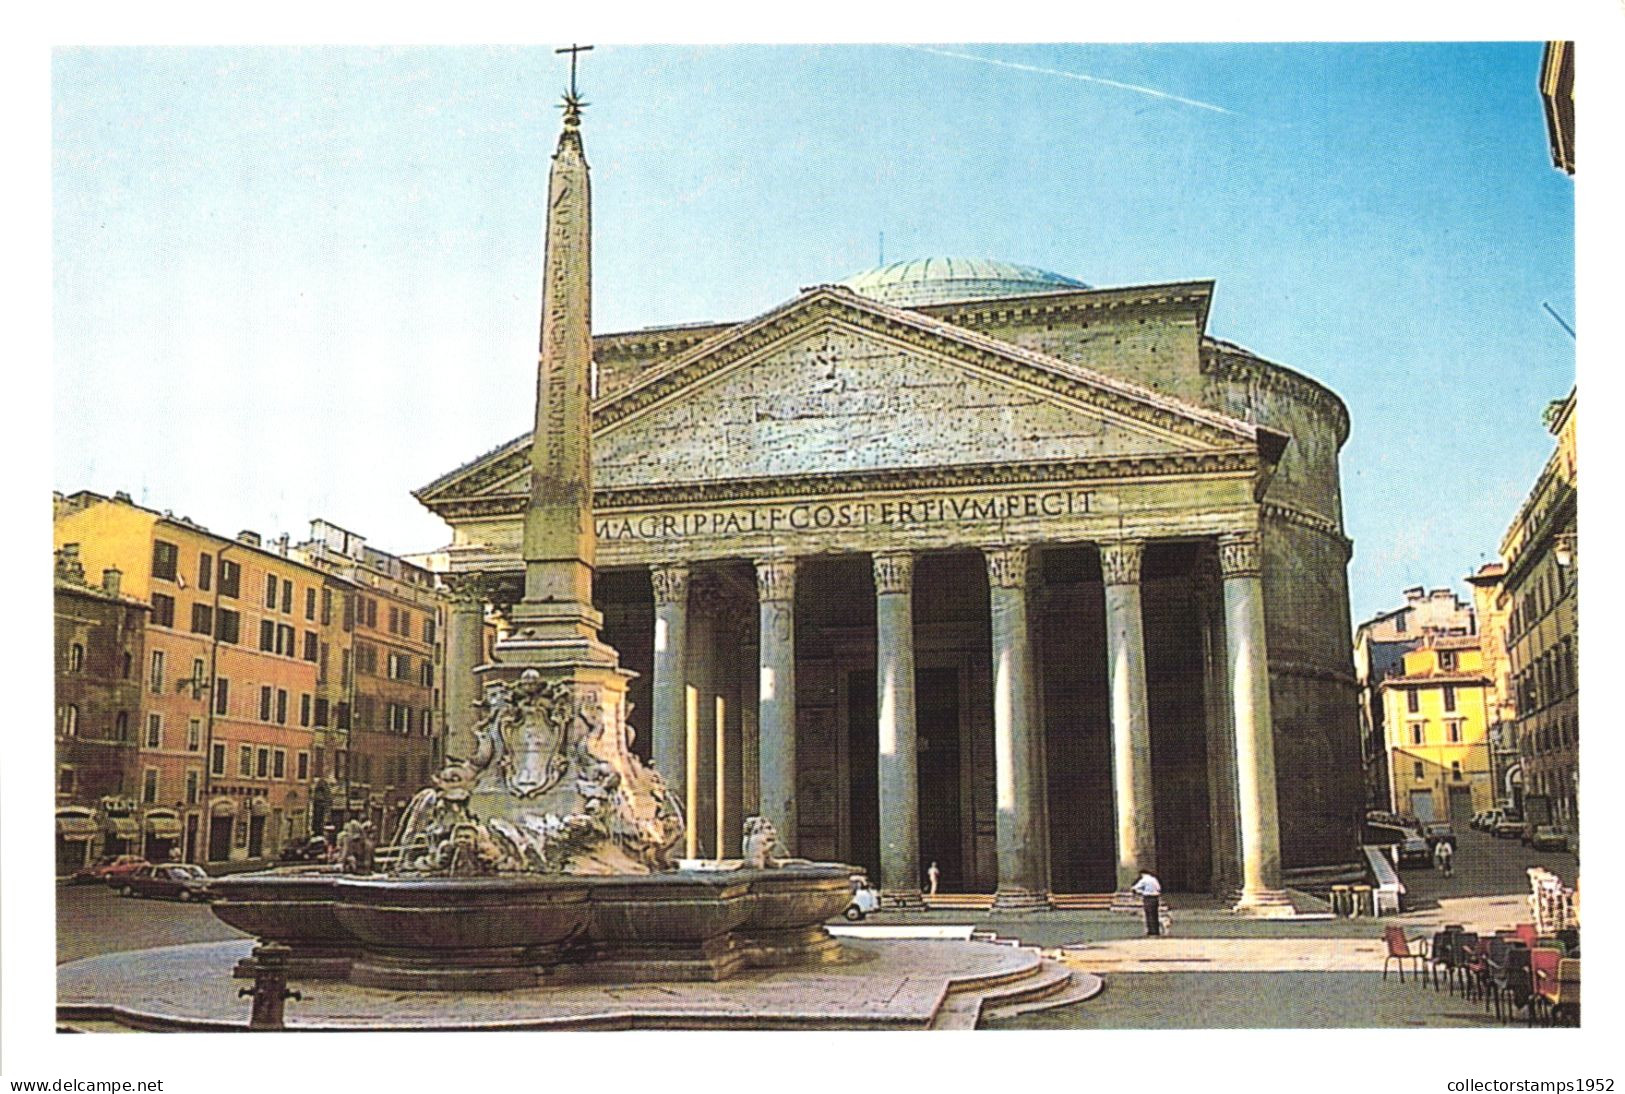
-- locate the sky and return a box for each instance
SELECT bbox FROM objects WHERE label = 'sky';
[52,42,1576,624]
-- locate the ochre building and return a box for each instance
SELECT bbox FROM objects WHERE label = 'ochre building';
[419,258,1362,908]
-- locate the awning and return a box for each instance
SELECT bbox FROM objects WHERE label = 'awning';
[105,817,139,840]
[55,814,99,838]
[144,814,182,839]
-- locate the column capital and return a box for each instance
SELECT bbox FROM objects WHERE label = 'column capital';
[754,557,797,603]
[442,571,503,606]
[648,563,690,606]
[872,551,915,596]
[983,544,1031,590]
[1218,530,1262,579]
[1099,540,1145,587]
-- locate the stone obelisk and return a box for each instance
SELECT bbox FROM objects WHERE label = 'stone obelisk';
[496,83,618,675]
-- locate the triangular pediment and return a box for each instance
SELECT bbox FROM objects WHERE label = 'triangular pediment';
[418,287,1262,507]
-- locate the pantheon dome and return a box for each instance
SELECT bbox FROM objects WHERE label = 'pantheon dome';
[839,257,1089,307]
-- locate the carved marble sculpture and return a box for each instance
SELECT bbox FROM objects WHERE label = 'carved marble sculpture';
[392,669,685,876]
[742,815,782,869]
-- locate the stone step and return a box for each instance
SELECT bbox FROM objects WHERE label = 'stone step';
[980,963,1105,1023]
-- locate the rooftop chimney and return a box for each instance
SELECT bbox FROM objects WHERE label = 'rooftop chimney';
[238,531,262,547]
[101,567,122,597]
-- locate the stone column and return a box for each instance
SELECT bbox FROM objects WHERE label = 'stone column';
[1195,556,1242,897]
[1102,540,1157,895]
[443,576,488,762]
[687,595,718,858]
[873,552,924,910]
[649,563,689,814]
[756,558,798,856]
[985,545,1050,911]
[1219,530,1293,915]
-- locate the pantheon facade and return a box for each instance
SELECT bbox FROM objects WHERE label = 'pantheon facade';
[419,258,1361,908]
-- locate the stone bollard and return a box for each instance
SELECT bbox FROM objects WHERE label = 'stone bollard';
[239,942,303,1030]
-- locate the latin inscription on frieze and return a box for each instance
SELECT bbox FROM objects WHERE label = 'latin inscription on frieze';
[594,488,1094,543]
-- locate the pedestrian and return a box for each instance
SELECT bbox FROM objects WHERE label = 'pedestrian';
[1434,838,1454,878]
[926,861,940,897]
[1131,868,1163,936]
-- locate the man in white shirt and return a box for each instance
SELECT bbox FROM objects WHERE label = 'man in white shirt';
[1130,869,1163,936]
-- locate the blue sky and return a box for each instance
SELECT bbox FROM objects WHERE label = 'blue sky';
[53,43,1575,623]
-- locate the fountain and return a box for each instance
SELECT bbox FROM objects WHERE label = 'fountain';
[209,61,852,990]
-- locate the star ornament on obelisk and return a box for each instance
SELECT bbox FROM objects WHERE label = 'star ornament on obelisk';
[500,42,617,673]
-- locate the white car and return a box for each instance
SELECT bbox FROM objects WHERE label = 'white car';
[845,877,881,920]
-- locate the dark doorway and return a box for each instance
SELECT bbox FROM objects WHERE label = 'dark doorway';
[1448,786,1474,827]
[248,815,266,859]
[208,816,232,862]
[184,814,199,864]
[846,671,879,878]
[917,667,965,891]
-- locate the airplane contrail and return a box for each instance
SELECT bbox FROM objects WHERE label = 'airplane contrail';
[903,45,1234,115]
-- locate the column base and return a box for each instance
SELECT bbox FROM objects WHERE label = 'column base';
[1109,890,1145,914]
[1232,888,1297,917]
[990,887,1051,913]
[880,889,926,911]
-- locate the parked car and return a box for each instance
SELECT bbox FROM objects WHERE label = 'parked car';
[70,854,148,885]
[1423,823,1457,851]
[1478,809,1504,832]
[1493,814,1526,840]
[845,875,881,921]
[1528,825,1571,852]
[278,835,329,863]
[1392,831,1433,868]
[117,863,215,902]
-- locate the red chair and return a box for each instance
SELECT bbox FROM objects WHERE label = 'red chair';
[1513,923,1538,947]
[1382,925,1428,983]
[1529,946,1562,1025]
[1544,958,1580,1025]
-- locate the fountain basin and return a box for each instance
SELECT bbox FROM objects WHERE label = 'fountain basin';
[212,864,854,990]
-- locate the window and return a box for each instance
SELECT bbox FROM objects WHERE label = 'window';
[146,712,162,749]
[336,702,350,731]
[342,593,355,631]
[57,705,79,737]
[1406,690,1419,714]
[214,676,231,716]
[142,768,158,804]
[219,559,241,598]
[1439,650,1457,671]
[211,743,226,776]
[187,717,201,751]
[216,609,241,644]
[1410,725,1424,746]
[190,603,214,635]
[256,747,270,778]
[422,709,433,737]
[260,619,276,652]
[281,579,293,614]
[152,540,179,581]
[318,641,330,683]
[300,693,312,727]
[1395,614,1407,634]
[1413,761,1425,780]
[321,587,333,625]
[185,770,200,805]
[297,751,309,781]
[198,552,213,592]
[278,623,296,657]
[68,643,84,672]
[388,606,399,634]
[305,587,317,620]
[276,688,288,725]
[314,697,329,726]
[273,749,286,780]
[388,651,411,681]
[420,661,434,688]
[1448,722,1462,744]
[122,651,132,679]
[150,649,166,694]
[341,648,352,687]
[423,616,436,644]
[335,749,348,781]
[1451,761,1464,782]
[259,686,273,722]
[151,593,175,628]
[265,573,279,608]
[113,710,127,741]
[1443,685,1457,712]
[239,745,254,777]
[366,598,378,629]
[58,767,75,795]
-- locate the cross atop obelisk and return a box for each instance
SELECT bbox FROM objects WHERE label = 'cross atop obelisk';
[557,43,592,103]
[503,44,615,669]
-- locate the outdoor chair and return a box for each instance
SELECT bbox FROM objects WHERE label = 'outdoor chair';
[1481,935,1510,1009]
[1428,929,1455,990]
[1528,946,1562,1025]
[1513,922,1538,947]
[1557,927,1579,954]
[1382,924,1428,983]
[1548,958,1580,1025]
[1451,932,1481,997]
[1491,942,1531,1023]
